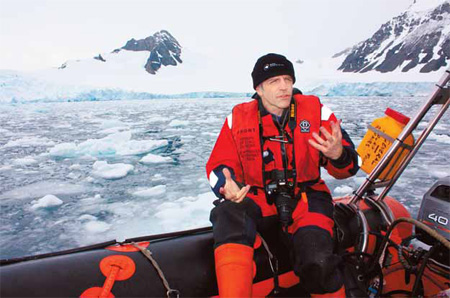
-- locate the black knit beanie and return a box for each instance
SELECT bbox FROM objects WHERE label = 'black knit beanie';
[251,53,296,89]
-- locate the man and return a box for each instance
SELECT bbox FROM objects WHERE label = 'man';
[206,53,360,297]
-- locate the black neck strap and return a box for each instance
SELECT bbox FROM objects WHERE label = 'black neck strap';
[257,96,297,191]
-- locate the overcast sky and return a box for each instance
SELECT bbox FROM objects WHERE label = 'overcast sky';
[1,0,414,71]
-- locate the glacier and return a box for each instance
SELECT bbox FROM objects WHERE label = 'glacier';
[0,70,437,103]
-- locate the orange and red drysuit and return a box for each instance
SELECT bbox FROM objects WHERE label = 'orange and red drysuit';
[206,89,360,295]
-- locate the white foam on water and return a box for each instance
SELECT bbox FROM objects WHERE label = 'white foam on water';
[0,181,86,200]
[132,185,166,197]
[91,160,134,179]
[30,194,63,210]
[139,153,173,164]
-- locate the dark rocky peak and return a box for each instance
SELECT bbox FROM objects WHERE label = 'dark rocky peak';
[336,0,450,74]
[121,30,182,74]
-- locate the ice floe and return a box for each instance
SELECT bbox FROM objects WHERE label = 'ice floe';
[49,131,168,158]
[132,185,166,197]
[3,136,55,148]
[139,153,173,164]
[30,195,63,210]
[334,185,354,195]
[91,160,134,179]
[154,192,216,230]
[83,220,111,233]
[12,157,38,166]
[168,120,189,127]
[0,181,86,200]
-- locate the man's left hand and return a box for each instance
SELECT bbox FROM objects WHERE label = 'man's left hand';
[308,120,344,160]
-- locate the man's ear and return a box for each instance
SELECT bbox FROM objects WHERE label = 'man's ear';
[255,84,263,97]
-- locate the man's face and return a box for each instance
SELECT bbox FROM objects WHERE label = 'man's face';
[256,75,294,116]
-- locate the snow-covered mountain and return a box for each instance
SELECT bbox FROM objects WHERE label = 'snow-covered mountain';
[58,30,183,76]
[336,0,450,74]
[2,0,450,103]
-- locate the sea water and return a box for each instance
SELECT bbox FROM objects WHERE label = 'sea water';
[0,97,449,259]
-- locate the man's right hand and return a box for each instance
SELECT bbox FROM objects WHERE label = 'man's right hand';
[219,168,250,203]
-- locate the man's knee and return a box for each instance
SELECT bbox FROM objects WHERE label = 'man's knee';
[293,226,343,294]
[210,198,262,247]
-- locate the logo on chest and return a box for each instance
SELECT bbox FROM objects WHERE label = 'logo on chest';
[299,120,310,133]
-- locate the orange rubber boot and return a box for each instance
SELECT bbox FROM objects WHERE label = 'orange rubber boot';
[214,243,254,298]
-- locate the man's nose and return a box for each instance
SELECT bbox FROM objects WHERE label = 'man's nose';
[279,78,289,89]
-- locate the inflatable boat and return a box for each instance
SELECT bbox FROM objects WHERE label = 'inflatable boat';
[1,69,449,297]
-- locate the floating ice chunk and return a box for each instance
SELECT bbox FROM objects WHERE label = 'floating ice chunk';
[0,165,13,171]
[168,120,189,127]
[132,185,166,197]
[79,214,97,221]
[99,127,128,135]
[151,174,165,181]
[0,181,85,200]
[178,152,196,161]
[84,220,111,233]
[334,185,354,195]
[30,195,63,210]
[92,160,134,179]
[429,165,450,178]
[49,143,78,158]
[147,116,166,123]
[353,176,366,185]
[140,153,173,164]
[428,132,450,144]
[69,164,81,170]
[98,119,128,129]
[84,176,95,183]
[67,172,81,179]
[49,131,168,158]
[154,192,216,230]
[13,157,38,166]
[3,136,55,148]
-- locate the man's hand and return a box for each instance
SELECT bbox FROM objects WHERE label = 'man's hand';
[308,120,344,160]
[219,168,250,203]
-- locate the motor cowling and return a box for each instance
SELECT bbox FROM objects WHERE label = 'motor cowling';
[416,177,450,245]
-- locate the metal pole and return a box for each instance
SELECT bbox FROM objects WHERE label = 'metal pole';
[376,90,450,203]
[349,69,450,205]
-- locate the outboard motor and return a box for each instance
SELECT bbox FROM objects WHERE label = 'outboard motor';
[416,176,450,265]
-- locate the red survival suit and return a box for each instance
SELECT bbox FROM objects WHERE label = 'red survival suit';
[206,89,360,296]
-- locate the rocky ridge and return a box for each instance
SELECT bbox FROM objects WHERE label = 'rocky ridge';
[336,0,450,73]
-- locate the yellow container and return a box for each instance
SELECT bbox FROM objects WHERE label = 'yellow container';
[357,108,415,181]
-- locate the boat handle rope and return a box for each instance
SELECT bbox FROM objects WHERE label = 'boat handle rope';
[257,233,281,295]
[131,242,180,298]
